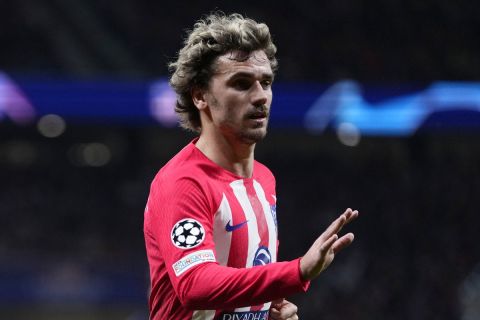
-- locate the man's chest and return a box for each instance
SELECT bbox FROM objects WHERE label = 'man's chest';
[211,179,278,269]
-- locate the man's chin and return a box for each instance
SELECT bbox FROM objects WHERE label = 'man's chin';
[239,128,268,144]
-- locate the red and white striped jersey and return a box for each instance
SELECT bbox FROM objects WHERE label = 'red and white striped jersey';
[144,139,309,320]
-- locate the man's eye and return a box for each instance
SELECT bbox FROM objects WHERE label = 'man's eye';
[233,80,251,90]
[261,80,272,89]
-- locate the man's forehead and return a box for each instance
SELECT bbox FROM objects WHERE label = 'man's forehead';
[214,50,272,74]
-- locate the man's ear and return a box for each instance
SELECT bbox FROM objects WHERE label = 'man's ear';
[192,86,208,111]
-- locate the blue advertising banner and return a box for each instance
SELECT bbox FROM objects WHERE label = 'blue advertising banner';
[2,72,480,135]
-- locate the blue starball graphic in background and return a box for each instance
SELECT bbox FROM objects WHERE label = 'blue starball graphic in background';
[4,72,480,135]
[304,80,480,135]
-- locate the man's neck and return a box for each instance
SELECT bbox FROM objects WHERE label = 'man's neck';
[195,133,255,178]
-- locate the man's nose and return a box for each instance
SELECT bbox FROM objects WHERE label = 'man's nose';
[251,81,269,106]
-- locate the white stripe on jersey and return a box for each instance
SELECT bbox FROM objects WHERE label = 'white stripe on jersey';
[192,309,215,320]
[213,193,233,266]
[230,179,261,313]
[263,301,272,311]
[230,179,261,269]
[252,180,277,263]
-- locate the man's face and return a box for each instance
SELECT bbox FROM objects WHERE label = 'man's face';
[203,50,274,144]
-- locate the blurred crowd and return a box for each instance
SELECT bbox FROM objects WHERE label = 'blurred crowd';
[1,0,480,319]
[1,125,479,319]
[1,0,479,81]
[265,132,480,319]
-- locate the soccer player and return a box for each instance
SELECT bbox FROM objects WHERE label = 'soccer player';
[143,13,358,320]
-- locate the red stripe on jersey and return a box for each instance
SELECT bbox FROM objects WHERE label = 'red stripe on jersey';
[218,182,251,318]
[245,180,269,247]
[225,186,249,268]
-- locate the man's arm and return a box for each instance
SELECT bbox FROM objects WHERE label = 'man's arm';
[146,176,308,309]
[173,208,358,309]
[148,176,357,309]
[175,258,308,309]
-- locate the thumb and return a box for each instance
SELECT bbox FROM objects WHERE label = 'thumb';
[271,298,285,308]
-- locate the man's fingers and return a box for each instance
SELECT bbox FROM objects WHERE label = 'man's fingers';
[271,298,284,307]
[270,308,281,319]
[300,208,358,281]
[343,207,353,218]
[269,299,298,319]
[319,214,346,242]
[320,208,358,243]
[338,208,359,231]
[319,234,338,254]
[332,232,354,254]
[346,209,359,224]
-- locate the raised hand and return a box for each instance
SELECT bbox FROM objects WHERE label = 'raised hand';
[299,208,358,280]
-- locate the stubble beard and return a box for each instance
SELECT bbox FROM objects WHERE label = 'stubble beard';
[210,96,270,145]
[238,117,269,144]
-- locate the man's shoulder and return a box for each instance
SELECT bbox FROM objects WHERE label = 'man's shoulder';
[253,160,275,180]
[148,142,224,209]
[154,142,205,185]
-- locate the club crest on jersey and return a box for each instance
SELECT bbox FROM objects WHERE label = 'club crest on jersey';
[253,246,271,266]
[171,218,205,249]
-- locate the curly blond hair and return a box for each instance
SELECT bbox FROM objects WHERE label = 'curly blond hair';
[169,12,278,132]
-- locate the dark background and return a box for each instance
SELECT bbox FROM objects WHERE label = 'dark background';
[1,1,480,319]
[2,0,480,81]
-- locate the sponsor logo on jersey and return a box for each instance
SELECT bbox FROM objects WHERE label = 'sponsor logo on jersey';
[253,246,271,266]
[171,218,205,249]
[172,249,215,276]
[225,219,249,232]
[220,310,269,320]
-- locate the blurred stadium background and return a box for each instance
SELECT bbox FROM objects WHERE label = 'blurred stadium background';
[1,1,480,319]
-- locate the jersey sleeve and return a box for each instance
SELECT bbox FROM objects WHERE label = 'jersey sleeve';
[145,174,309,310]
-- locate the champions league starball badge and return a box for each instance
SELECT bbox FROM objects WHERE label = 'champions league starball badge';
[171,218,205,249]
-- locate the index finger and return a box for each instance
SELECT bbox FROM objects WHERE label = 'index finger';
[319,208,351,242]
[335,208,359,233]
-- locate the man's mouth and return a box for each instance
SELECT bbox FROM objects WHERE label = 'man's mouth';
[247,111,268,120]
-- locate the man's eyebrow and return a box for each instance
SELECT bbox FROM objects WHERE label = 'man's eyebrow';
[227,71,274,80]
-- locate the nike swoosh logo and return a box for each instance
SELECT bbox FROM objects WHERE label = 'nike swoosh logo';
[225,220,248,232]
